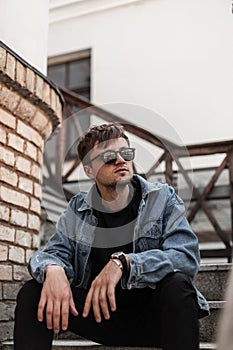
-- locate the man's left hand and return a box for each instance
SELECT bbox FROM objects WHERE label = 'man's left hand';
[82,260,123,322]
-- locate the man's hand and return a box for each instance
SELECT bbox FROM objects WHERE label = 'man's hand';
[82,260,123,323]
[37,265,78,334]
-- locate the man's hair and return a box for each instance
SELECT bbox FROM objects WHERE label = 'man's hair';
[78,122,129,164]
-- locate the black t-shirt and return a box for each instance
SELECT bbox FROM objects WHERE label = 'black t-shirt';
[90,178,141,281]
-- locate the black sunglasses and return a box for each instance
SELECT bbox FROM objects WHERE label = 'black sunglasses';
[89,147,135,165]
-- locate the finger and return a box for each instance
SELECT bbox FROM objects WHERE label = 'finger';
[83,287,93,318]
[37,294,46,322]
[107,285,116,312]
[46,300,54,330]
[99,286,110,320]
[69,295,78,317]
[61,299,70,331]
[92,287,101,323]
[53,301,61,334]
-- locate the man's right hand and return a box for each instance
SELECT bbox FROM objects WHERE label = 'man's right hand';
[37,265,78,334]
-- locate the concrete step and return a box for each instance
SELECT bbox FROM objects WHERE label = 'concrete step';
[200,301,225,343]
[194,263,232,300]
[1,340,217,350]
[200,344,216,350]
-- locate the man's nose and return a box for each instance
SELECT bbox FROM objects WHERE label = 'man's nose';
[115,152,126,163]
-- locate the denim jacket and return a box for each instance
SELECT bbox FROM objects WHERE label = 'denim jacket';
[29,175,209,317]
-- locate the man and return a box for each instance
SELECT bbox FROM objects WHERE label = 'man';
[14,123,209,350]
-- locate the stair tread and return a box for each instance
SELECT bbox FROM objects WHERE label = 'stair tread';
[52,340,216,349]
[1,340,217,349]
[208,300,225,307]
[200,343,217,349]
[199,263,232,271]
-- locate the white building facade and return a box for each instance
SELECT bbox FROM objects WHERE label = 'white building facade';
[48,0,233,145]
[0,0,49,73]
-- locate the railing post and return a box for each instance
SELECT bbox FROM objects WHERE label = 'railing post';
[165,152,173,186]
[55,107,67,184]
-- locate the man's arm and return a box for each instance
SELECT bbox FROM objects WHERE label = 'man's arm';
[122,186,200,289]
[28,201,77,284]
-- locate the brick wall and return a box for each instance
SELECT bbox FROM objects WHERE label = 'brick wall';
[0,45,62,342]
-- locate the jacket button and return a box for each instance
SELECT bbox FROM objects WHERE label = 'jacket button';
[81,251,87,256]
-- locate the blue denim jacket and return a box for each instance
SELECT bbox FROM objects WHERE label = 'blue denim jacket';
[29,175,209,316]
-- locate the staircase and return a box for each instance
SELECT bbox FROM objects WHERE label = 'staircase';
[195,263,231,349]
[1,263,231,350]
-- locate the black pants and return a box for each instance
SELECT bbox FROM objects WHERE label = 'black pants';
[14,272,199,350]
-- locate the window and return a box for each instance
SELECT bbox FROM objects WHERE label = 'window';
[47,49,91,99]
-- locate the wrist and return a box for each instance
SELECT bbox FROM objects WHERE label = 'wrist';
[45,264,65,275]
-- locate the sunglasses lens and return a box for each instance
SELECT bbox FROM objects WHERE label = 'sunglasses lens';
[120,149,135,161]
[101,148,135,164]
[105,158,117,165]
[103,152,117,164]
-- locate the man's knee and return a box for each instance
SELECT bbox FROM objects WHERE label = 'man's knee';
[17,279,42,307]
[158,272,197,309]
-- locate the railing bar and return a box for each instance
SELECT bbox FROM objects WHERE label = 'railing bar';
[146,152,166,178]
[174,156,230,248]
[187,145,233,156]
[165,152,173,185]
[62,158,82,183]
[188,154,229,222]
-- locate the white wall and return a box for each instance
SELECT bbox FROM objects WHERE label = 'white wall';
[48,0,233,145]
[0,0,49,74]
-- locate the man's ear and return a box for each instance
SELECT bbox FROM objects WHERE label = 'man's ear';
[84,165,95,179]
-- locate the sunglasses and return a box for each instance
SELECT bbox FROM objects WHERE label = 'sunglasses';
[89,147,135,165]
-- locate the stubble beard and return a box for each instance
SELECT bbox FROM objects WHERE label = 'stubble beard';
[106,174,133,190]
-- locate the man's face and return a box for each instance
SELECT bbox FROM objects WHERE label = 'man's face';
[84,137,134,193]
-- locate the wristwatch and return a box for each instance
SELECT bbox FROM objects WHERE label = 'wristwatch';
[111,251,128,272]
[111,258,123,270]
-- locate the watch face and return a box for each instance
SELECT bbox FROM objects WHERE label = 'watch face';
[111,251,124,259]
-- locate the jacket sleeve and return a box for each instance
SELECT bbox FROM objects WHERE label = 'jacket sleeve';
[122,185,200,289]
[28,200,76,284]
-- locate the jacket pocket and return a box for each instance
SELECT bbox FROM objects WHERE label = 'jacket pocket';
[137,218,163,250]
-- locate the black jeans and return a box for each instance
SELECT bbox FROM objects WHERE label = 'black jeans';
[14,272,199,350]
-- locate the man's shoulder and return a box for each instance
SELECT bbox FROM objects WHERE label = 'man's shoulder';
[68,191,88,210]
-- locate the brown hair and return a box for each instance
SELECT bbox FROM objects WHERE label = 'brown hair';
[77,123,129,164]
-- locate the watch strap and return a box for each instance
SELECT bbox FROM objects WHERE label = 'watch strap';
[111,252,128,271]
[111,258,123,270]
